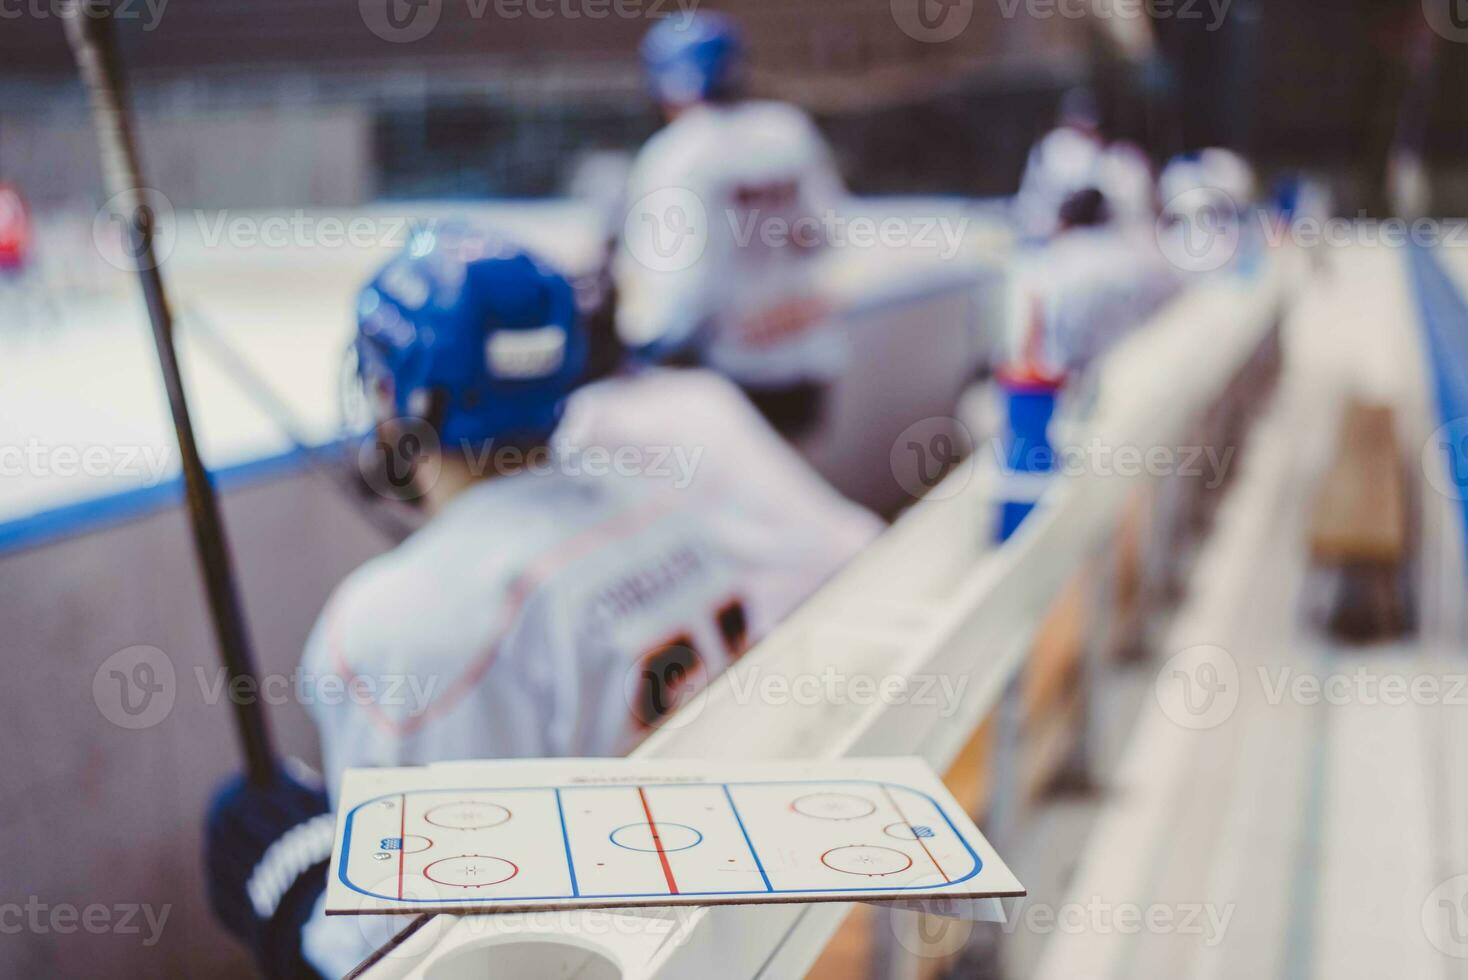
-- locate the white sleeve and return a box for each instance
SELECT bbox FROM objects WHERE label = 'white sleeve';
[299,587,564,980]
[614,144,720,355]
[303,593,557,806]
[791,109,847,222]
[301,614,402,807]
[1013,145,1053,237]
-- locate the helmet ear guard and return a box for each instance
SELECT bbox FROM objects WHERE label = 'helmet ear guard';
[484,323,570,380]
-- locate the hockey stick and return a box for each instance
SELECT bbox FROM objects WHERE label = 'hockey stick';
[61,0,275,786]
[63,10,337,974]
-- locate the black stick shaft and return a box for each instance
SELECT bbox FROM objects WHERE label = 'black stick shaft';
[62,0,276,786]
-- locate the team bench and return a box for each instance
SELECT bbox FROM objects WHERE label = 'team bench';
[1307,399,1412,639]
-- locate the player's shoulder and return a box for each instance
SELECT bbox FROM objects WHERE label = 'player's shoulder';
[1046,230,1177,302]
[305,542,436,683]
[1035,127,1102,173]
[319,477,617,661]
[319,524,472,644]
[562,367,773,451]
[1040,228,1129,273]
[654,368,770,429]
[641,101,818,157]
[731,100,826,148]
[596,365,751,411]
[733,99,816,127]
[634,111,722,175]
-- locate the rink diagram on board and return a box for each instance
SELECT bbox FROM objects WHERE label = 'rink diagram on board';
[326,758,1024,915]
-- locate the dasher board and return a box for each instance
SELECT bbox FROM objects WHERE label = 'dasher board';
[325,757,1024,916]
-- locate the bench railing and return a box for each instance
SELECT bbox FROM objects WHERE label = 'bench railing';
[353,258,1296,980]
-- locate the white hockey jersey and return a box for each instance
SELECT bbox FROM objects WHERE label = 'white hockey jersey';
[615,100,849,388]
[1003,228,1183,377]
[555,367,880,568]
[301,369,881,974]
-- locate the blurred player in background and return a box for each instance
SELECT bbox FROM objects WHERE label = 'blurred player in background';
[1007,87,1200,379]
[0,183,61,337]
[1013,89,1157,241]
[993,183,1183,538]
[300,224,878,975]
[615,13,848,441]
[1156,147,1262,250]
[0,183,31,273]
[1005,186,1181,385]
[0,183,36,328]
[1159,147,1256,219]
[1158,147,1261,270]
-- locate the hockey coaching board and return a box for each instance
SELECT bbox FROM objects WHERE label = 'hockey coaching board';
[325,757,1024,916]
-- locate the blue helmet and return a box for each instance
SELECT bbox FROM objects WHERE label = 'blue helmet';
[640,13,746,107]
[355,223,587,448]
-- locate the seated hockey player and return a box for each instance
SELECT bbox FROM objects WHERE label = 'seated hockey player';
[297,223,879,975]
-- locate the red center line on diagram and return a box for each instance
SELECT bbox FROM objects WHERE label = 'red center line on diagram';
[636,786,680,894]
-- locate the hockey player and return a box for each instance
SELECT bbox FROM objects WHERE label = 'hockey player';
[0,183,48,333]
[1158,147,1260,272]
[0,182,31,273]
[1159,147,1257,223]
[1013,90,1157,242]
[298,224,879,975]
[615,13,848,439]
[994,187,1182,539]
[1006,187,1181,383]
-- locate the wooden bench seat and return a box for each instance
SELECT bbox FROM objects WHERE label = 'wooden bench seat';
[1307,399,1411,638]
